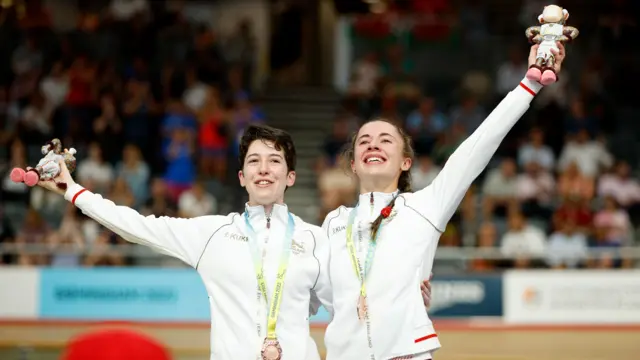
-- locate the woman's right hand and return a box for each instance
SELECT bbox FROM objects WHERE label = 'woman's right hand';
[38,159,76,196]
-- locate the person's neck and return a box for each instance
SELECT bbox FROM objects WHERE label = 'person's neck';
[359,178,398,194]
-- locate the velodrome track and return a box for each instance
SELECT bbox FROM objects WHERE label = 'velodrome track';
[1,320,639,360]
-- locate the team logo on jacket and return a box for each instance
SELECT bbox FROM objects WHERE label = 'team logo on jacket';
[291,239,305,255]
[224,232,249,242]
[331,225,346,235]
[382,208,398,223]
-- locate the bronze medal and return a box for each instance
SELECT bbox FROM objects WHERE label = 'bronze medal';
[357,294,368,320]
[261,338,282,360]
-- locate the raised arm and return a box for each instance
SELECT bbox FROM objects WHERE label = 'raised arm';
[64,183,232,268]
[36,159,232,268]
[404,78,540,231]
[404,45,566,232]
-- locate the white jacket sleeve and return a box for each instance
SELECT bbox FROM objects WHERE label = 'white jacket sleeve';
[65,183,232,268]
[405,78,543,231]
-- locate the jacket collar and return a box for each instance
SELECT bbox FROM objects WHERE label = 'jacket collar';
[355,190,399,219]
[243,203,289,230]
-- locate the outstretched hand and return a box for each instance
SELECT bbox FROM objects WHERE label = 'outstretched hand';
[528,42,566,75]
[38,159,76,196]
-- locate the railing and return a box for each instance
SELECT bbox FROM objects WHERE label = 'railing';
[2,243,640,262]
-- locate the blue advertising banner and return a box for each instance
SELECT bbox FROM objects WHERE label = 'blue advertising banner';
[39,268,209,321]
[428,274,503,318]
[38,268,332,323]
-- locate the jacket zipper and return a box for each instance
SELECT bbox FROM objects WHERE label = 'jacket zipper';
[370,192,374,216]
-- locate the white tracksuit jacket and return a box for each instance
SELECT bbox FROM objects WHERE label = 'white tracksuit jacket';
[64,188,333,360]
[321,78,543,360]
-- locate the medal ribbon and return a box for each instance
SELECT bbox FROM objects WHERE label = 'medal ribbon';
[346,208,381,300]
[244,211,295,341]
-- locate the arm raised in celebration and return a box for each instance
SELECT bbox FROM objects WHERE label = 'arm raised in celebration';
[405,44,565,232]
[41,161,232,268]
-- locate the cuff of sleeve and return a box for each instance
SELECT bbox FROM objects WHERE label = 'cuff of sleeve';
[64,183,88,205]
[517,77,543,96]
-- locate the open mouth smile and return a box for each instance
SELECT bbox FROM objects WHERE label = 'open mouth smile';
[255,180,274,187]
[363,154,387,165]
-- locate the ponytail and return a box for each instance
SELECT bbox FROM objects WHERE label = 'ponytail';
[370,170,412,240]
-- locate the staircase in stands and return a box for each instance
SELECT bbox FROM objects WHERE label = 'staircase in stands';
[260,86,341,225]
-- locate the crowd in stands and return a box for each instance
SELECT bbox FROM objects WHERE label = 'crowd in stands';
[0,0,263,266]
[1,0,639,271]
[316,0,640,271]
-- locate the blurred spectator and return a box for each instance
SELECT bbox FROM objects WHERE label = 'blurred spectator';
[347,52,382,101]
[124,77,160,154]
[48,205,85,267]
[39,61,69,109]
[109,0,150,22]
[597,161,640,210]
[557,162,594,202]
[500,211,547,268]
[224,19,257,89]
[495,46,528,97]
[1,140,30,226]
[517,127,555,171]
[516,161,555,219]
[183,68,208,114]
[318,156,356,222]
[83,231,126,267]
[564,97,599,137]
[557,129,613,178]
[0,209,16,264]
[178,181,217,218]
[92,92,124,163]
[553,198,593,235]
[449,94,486,134]
[142,178,177,218]
[411,155,441,190]
[108,177,135,207]
[317,116,350,172]
[469,222,498,271]
[12,35,42,77]
[545,220,588,269]
[482,158,519,218]
[30,185,66,228]
[587,227,632,269]
[405,96,447,154]
[76,142,115,195]
[116,144,150,208]
[15,208,49,265]
[197,87,228,182]
[593,196,632,245]
[380,44,419,101]
[230,92,265,157]
[20,90,53,145]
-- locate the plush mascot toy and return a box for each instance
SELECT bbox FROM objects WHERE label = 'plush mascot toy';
[10,138,77,190]
[525,4,579,85]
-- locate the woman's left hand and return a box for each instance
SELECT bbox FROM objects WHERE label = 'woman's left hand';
[421,273,433,309]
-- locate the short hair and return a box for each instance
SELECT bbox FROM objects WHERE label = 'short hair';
[238,124,297,172]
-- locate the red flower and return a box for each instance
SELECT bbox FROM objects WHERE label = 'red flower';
[381,206,392,218]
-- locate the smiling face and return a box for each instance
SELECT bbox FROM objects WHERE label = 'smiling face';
[239,139,295,206]
[350,120,412,192]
